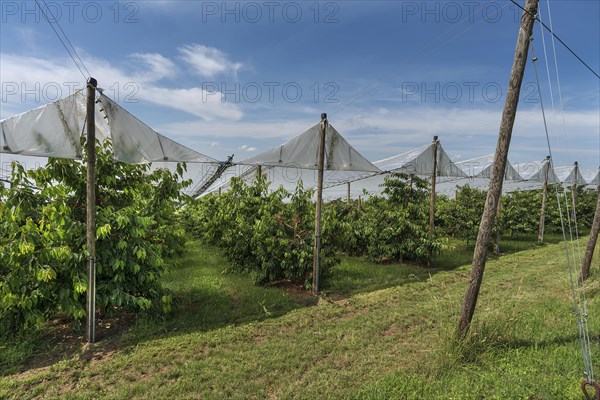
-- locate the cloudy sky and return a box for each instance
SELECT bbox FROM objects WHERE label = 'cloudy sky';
[1,0,599,171]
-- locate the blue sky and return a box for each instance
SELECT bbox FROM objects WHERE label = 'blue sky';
[1,0,599,171]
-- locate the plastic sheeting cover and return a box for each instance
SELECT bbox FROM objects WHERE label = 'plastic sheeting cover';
[374,143,467,178]
[1,92,85,159]
[581,169,600,186]
[97,94,218,164]
[240,123,380,172]
[513,159,560,184]
[553,165,587,186]
[1,91,217,166]
[457,154,522,180]
[198,163,376,198]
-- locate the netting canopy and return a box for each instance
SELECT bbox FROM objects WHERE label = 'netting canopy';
[513,159,559,184]
[375,142,466,178]
[321,141,466,200]
[196,121,381,198]
[1,90,218,166]
[240,123,380,172]
[2,92,95,159]
[581,169,600,186]
[554,164,586,186]
[456,154,522,180]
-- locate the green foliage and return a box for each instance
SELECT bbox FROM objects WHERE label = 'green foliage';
[0,140,189,336]
[436,183,599,244]
[324,174,444,263]
[181,176,339,286]
[322,199,366,256]
[497,190,542,237]
[359,173,444,263]
[553,186,598,234]
[436,184,486,243]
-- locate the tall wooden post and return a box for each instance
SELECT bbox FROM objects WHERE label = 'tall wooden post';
[257,165,262,179]
[347,181,351,202]
[581,183,600,281]
[493,196,503,255]
[429,136,439,238]
[538,156,551,243]
[571,161,579,221]
[312,113,328,296]
[458,0,538,338]
[86,77,97,343]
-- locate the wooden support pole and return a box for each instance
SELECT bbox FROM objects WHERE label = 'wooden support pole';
[86,77,97,344]
[312,113,328,296]
[571,161,579,221]
[538,156,551,243]
[429,136,439,238]
[458,0,538,338]
[581,184,600,281]
[493,196,503,255]
[257,165,262,179]
[347,181,351,202]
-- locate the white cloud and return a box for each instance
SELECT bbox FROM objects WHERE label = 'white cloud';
[159,118,315,140]
[179,44,243,77]
[141,86,243,121]
[0,49,244,122]
[130,53,177,81]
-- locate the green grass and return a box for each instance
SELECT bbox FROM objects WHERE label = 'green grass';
[1,236,599,399]
[127,244,307,340]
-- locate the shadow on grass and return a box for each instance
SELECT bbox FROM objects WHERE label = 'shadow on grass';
[321,256,436,298]
[324,233,567,297]
[3,233,571,375]
[1,243,316,376]
[441,321,584,369]
[433,233,565,270]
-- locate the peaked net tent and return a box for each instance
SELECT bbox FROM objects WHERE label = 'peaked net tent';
[1,90,218,166]
[553,163,586,186]
[321,140,466,200]
[435,154,523,197]
[581,169,600,187]
[197,121,380,198]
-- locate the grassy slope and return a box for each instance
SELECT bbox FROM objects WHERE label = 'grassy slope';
[1,237,598,399]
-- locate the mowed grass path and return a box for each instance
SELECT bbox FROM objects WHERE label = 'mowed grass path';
[1,238,598,399]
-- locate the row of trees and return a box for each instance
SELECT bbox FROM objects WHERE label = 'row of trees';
[181,173,598,289]
[0,141,188,336]
[3,149,595,336]
[436,184,598,242]
[181,173,445,285]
